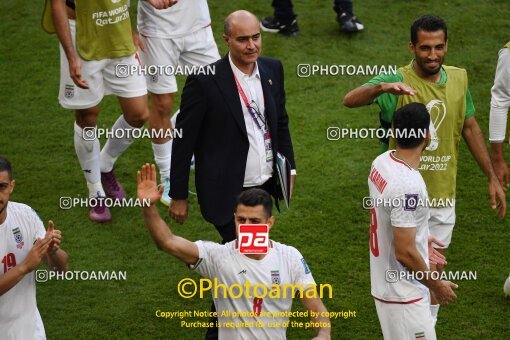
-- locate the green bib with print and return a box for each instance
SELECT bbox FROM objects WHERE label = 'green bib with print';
[75,0,135,60]
[389,63,467,205]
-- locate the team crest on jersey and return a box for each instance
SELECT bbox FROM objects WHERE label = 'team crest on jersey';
[12,227,24,249]
[150,74,158,83]
[271,270,280,284]
[301,258,311,274]
[65,84,75,99]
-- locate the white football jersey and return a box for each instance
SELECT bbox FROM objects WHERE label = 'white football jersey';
[138,0,212,39]
[192,240,316,340]
[368,151,430,303]
[0,202,46,339]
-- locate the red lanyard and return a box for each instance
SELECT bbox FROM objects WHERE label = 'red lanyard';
[233,73,252,109]
[233,72,267,132]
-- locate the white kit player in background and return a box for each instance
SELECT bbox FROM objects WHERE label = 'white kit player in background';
[137,163,331,340]
[487,42,510,296]
[368,104,457,340]
[136,0,221,205]
[0,157,69,340]
[49,0,176,223]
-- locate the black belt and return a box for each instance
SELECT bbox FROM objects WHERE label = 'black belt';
[243,177,280,212]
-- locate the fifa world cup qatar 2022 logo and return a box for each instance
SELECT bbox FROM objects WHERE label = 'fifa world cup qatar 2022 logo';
[425,99,446,152]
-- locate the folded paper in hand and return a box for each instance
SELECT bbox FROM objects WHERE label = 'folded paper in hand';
[276,152,291,209]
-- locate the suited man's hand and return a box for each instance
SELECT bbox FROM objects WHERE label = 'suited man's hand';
[169,199,189,224]
[290,175,296,198]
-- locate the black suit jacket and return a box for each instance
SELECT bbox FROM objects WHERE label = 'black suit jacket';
[170,55,295,226]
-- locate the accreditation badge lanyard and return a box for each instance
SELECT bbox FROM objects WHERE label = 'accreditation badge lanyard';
[233,73,273,163]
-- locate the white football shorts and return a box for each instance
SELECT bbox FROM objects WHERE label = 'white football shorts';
[59,20,147,110]
[375,294,436,340]
[139,25,220,94]
[428,205,456,249]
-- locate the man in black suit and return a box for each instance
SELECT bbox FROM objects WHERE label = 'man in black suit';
[169,10,296,244]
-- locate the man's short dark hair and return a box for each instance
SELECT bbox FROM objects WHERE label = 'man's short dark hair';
[411,15,447,45]
[393,103,430,149]
[0,157,12,180]
[224,19,231,36]
[235,188,273,217]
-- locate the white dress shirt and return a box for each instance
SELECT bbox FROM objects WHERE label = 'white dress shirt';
[229,54,273,187]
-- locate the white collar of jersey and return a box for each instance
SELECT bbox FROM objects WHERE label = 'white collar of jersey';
[234,239,274,249]
[389,150,413,170]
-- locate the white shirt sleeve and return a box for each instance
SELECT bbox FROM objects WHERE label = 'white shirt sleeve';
[489,48,510,142]
[388,184,423,228]
[189,241,224,279]
[31,208,46,242]
[290,247,316,291]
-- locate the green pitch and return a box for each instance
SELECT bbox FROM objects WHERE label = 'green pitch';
[0,0,508,338]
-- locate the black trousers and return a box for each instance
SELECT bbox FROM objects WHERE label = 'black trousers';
[272,0,354,23]
[205,178,276,339]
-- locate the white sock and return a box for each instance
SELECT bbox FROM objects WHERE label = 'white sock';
[100,115,139,172]
[152,141,172,180]
[87,182,105,198]
[430,304,440,326]
[74,122,105,197]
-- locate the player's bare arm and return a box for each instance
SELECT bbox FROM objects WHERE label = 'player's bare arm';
[51,0,89,89]
[343,82,417,108]
[489,46,510,188]
[131,31,146,53]
[393,227,457,305]
[0,235,52,296]
[491,143,509,188]
[43,220,68,272]
[462,116,507,217]
[128,2,147,53]
[138,164,198,265]
[300,296,331,340]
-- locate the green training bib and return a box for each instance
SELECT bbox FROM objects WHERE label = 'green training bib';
[389,63,467,206]
[42,0,55,33]
[75,0,135,60]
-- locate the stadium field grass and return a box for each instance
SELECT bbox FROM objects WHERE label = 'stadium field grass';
[0,0,509,338]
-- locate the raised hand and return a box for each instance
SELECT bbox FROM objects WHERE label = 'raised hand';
[137,163,164,206]
[381,82,417,96]
[46,220,62,255]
